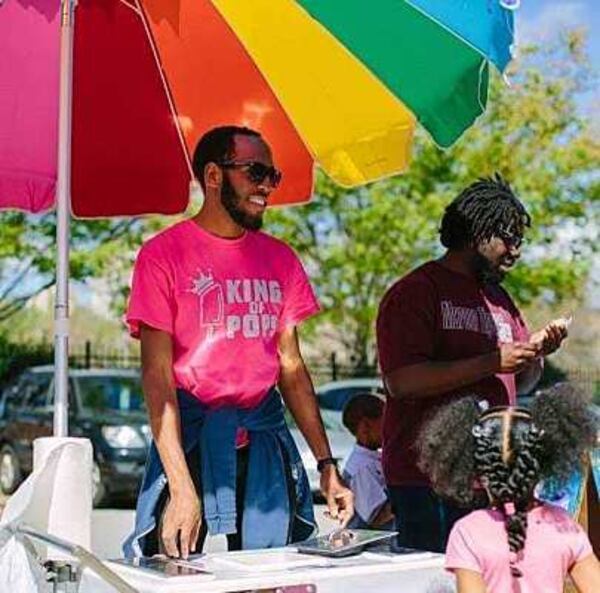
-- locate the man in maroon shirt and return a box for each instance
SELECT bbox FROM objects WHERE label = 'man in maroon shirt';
[376,175,569,552]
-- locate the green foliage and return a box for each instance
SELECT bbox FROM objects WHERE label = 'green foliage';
[267,32,599,366]
[0,212,170,322]
[0,332,52,387]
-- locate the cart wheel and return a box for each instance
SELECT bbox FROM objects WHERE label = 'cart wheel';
[92,460,107,507]
[0,443,22,494]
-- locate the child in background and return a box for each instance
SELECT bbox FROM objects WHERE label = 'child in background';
[418,383,600,593]
[341,393,394,530]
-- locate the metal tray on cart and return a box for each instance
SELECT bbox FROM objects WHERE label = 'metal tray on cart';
[294,529,397,558]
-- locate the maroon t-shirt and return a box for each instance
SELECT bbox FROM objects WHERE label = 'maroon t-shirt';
[376,261,529,486]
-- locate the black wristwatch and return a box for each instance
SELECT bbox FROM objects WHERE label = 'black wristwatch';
[317,457,338,473]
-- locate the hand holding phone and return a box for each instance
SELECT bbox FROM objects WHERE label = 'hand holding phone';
[529,315,571,356]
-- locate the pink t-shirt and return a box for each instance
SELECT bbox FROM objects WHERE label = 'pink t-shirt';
[126,220,320,408]
[446,504,594,593]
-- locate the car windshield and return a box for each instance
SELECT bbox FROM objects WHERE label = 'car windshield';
[318,385,382,411]
[284,407,338,431]
[78,375,145,412]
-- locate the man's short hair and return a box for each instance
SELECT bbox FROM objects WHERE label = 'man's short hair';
[439,173,531,250]
[342,392,385,436]
[192,126,262,190]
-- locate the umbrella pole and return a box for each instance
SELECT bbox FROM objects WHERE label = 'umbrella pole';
[53,0,76,438]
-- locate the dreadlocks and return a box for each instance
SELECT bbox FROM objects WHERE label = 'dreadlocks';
[439,173,531,249]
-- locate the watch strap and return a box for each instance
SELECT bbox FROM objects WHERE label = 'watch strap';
[317,457,338,473]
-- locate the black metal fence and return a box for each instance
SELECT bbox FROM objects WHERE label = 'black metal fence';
[69,341,140,370]
[68,343,379,383]
[4,340,599,400]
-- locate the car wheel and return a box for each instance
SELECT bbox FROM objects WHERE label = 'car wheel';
[0,443,22,495]
[92,460,107,507]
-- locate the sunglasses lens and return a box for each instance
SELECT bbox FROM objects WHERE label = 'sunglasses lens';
[499,231,522,248]
[248,163,282,187]
[247,163,268,183]
[271,170,282,188]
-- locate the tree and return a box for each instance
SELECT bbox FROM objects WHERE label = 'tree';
[266,31,599,369]
[0,212,170,322]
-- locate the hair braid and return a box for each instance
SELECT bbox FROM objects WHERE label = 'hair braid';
[473,419,545,576]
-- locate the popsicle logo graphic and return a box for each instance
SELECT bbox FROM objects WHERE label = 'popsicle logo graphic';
[190,270,224,339]
[189,271,280,340]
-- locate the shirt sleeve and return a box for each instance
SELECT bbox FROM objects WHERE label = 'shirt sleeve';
[376,276,437,374]
[445,520,482,574]
[349,465,389,524]
[279,250,320,330]
[569,521,595,568]
[125,247,175,338]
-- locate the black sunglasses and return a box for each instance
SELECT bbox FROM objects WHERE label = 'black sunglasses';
[218,160,282,188]
[496,227,524,249]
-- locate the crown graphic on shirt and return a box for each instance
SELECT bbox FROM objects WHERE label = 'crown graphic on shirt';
[190,270,216,295]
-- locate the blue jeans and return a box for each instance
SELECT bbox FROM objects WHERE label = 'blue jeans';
[388,485,470,552]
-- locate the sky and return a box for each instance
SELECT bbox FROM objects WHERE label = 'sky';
[519,0,598,56]
[518,1,599,308]
[518,0,598,118]
[516,0,600,122]
[516,0,600,80]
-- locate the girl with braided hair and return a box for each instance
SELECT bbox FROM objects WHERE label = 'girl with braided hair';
[418,383,600,592]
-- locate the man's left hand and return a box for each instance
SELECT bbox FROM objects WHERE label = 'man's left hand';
[530,319,569,356]
[320,465,354,527]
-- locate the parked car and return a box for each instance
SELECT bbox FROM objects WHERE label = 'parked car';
[288,377,384,493]
[0,366,150,506]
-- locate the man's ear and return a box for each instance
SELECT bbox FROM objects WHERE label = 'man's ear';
[204,162,223,190]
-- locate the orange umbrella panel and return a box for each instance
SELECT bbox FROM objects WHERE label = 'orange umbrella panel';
[140,0,315,207]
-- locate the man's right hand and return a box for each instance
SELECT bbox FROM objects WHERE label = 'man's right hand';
[497,342,539,373]
[160,485,202,559]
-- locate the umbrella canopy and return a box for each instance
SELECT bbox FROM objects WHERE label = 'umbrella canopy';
[0,0,516,217]
[0,0,517,436]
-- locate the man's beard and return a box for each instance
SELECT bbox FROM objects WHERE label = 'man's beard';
[473,252,505,285]
[221,175,263,231]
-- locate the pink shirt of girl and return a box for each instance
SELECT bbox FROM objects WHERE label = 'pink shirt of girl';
[446,504,593,593]
[126,220,320,409]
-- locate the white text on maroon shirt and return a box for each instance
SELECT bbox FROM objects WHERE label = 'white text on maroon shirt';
[440,300,513,342]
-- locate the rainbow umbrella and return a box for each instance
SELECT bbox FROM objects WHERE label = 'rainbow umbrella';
[0,0,516,434]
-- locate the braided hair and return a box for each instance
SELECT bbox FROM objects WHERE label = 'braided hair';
[439,173,531,250]
[472,408,544,575]
[418,384,598,578]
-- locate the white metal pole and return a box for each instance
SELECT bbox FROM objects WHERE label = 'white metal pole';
[53,0,75,437]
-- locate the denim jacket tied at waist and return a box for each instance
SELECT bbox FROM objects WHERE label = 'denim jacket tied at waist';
[123,387,316,557]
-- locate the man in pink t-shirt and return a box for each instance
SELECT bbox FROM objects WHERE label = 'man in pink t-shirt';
[126,126,353,558]
[376,175,569,552]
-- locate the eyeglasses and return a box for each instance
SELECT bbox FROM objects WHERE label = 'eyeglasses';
[496,227,524,249]
[218,160,282,188]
